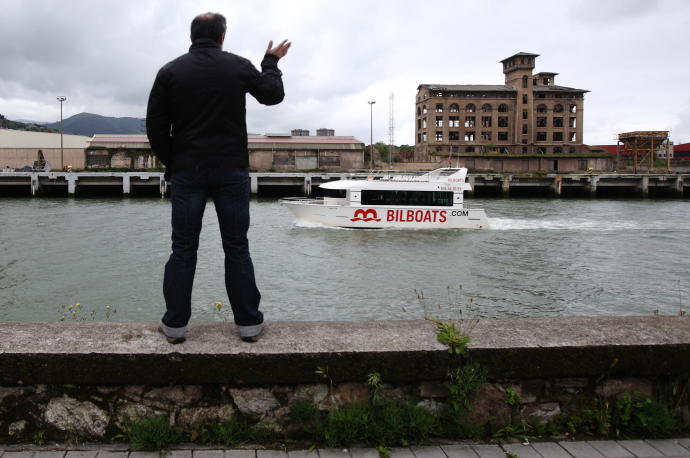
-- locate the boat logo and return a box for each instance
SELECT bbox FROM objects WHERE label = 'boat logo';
[351,208,381,222]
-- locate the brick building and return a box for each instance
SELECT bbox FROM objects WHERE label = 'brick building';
[415,52,589,165]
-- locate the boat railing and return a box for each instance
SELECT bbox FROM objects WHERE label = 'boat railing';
[280,197,323,205]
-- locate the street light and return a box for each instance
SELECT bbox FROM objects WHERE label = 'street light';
[368,100,376,169]
[57,96,67,170]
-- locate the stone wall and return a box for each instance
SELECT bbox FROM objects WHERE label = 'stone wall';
[0,318,688,441]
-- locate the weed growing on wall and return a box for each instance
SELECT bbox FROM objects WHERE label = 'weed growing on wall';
[126,416,182,451]
[57,303,116,321]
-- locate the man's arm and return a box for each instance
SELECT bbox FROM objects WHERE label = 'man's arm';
[247,39,291,106]
[146,69,173,168]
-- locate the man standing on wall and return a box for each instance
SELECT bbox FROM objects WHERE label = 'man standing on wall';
[146,12,290,344]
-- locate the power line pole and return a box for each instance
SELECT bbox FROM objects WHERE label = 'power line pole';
[388,92,395,168]
[57,96,67,170]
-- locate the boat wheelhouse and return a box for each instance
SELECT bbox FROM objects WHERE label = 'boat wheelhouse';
[281,168,488,229]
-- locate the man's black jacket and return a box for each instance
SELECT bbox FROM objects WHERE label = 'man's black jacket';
[146,39,284,175]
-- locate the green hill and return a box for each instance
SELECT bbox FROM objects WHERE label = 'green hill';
[45,112,145,136]
[0,114,56,132]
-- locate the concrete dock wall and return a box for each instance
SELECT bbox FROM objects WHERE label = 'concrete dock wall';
[0,171,688,198]
[0,317,688,440]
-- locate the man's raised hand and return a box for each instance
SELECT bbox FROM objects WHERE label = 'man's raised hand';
[266,39,291,59]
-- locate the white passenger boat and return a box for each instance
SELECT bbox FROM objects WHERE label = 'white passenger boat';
[280,168,488,229]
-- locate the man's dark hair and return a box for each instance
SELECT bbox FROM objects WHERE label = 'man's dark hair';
[191,12,227,42]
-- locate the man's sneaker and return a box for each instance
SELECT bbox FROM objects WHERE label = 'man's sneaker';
[158,325,186,344]
[239,324,263,343]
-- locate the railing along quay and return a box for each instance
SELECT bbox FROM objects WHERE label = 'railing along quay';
[0,171,688,198]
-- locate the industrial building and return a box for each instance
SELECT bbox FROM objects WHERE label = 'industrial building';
[0,129,89,169]
[414,52,609,172]
[85,131,364,171]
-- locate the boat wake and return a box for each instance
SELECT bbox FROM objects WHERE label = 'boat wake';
[489,217,666,231]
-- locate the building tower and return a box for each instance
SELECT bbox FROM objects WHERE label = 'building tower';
[501,52,538,151]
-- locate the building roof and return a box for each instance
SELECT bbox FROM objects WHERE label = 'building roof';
[500,52,539,63]
[593,145,618,154]
[418,84,516,92]
[0,129,90,148]
[533,85,589,93]
[88,134,364,148]
[674,143,690,152]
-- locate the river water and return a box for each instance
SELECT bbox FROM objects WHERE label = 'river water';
[1,197,689,322]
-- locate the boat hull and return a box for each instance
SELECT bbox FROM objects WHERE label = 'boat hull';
[282,201,488,229]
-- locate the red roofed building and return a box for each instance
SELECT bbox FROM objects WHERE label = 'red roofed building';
[674,143,690,159]
[86,132,365,171]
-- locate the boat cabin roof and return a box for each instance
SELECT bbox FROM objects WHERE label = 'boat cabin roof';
[320,168,470,192]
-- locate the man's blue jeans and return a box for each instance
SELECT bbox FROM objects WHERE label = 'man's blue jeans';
[161,167,263,338]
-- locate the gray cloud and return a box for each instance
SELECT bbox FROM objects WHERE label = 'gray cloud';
[1,0,689,145]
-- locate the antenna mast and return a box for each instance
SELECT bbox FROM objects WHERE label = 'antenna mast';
[388,92,395,167]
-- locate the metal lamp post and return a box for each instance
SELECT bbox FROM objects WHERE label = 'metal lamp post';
[368,100,376,169]
[57,96,67,170]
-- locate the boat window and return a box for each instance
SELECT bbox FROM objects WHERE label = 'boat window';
[323,188,346,198]
[361,190,454,207]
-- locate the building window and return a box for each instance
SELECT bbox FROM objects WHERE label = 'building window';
[537,104,547,113]
[553,132,563,141]
[554,146,563,154]
[498,132,508,141]
[465,146,475,153]
[435,132,443,141]
[551,160,559,171]
[498,104,508,112]
[481,131,491,141]
[522,110,528,120]
[537,117,547,127]
[569,147,577,154]
[448,116,460,127]
[481,103,492,113]
[435,116,443,128]
[578,159,588,171]
[522,75,528,88]
[498,116,509,127]
[521,139,528,144]
[449,131,460,141]
[417,134,421,143]
[537,132,547,141]
[569,117,577,128]
[422,133,427,142]
[464,116,475,127]
[416,107,421,116]
[466,103,475,113]
[522,94,528,104]
[570,132,577,142]
[449,103,459,113]
[273,151,295,166]
[422,105,428,114]
[569,104,577,113]
[481,116,492,127]
[435,104,443,112]
[465,132,475,141]
[522,124,528,135]
[522,159,530,170]
[553,117,563,127]
[320,154,341,167]
[554,104,564,113]
[543,77,551,85]
[422,118,427,129]
[537,146,546,154]
[417,119,421,130]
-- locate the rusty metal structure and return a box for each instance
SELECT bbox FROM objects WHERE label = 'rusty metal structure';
[616,131,670,173]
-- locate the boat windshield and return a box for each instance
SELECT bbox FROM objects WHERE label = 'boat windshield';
[361,190,453,206]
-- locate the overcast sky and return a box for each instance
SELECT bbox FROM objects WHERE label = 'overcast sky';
[1,0,689,146]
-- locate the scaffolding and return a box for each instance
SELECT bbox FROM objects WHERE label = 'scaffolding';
[616,131,670,173]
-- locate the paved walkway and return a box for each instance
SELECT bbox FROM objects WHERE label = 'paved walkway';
[2,440,690,458]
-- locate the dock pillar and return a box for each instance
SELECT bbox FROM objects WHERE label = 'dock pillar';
[673,177,684,197]
[159,177,168,198]
[467,176,475,197]
[551,175,562,197]
[586,176,599,197]
[638,176,649,198]
[304,176,312,196]
[122,174,131,195]
[30,173,40,196]
[250,175,258,195]
[67,174,77,195]
[501,176,510,197]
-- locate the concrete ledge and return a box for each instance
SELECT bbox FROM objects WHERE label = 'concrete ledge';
[1,317,689,385]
